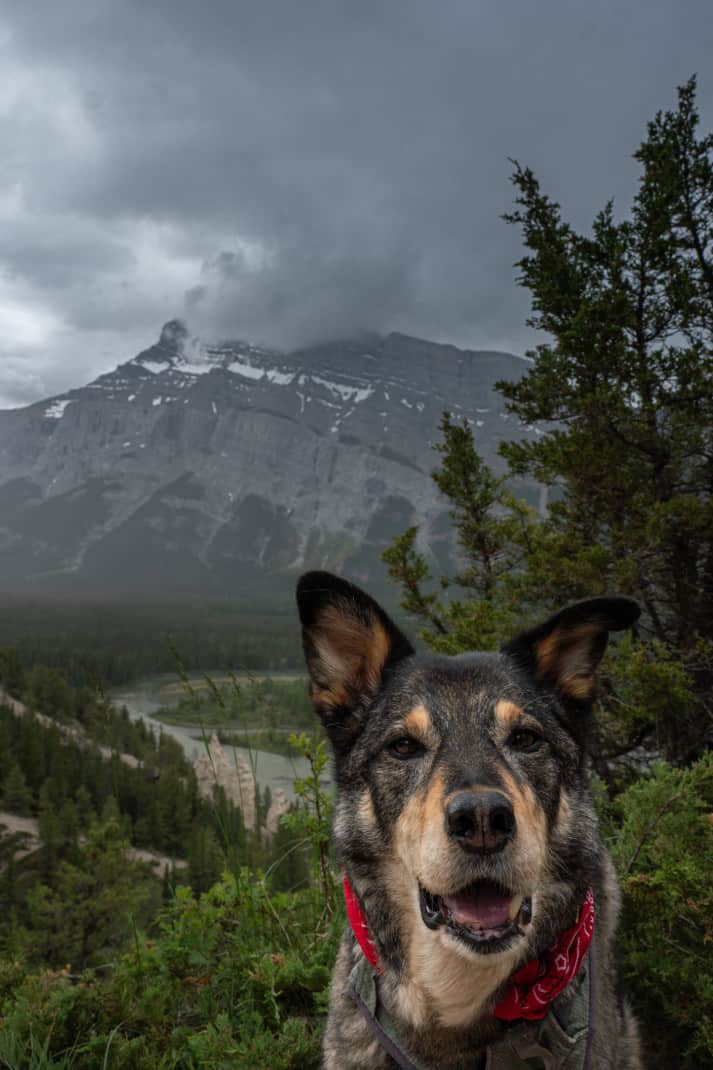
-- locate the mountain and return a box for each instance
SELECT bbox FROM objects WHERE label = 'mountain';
[0,321,541,599]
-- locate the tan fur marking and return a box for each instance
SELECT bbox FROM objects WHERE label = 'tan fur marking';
[393,771,450,884]
[556,789,573,837]
[380,859,428,1027]
[366,618,391,690]
[311,605,392,708]
[535,622,600,698]
[534,629,561,679]
[358,789,377,831]
[404,932,518,1028]
[561,673,596,700]
[403,703,432,740]
[311,683,349,710]
[494,699,524,729]
[421,768,446,833]
[498,766,548,886]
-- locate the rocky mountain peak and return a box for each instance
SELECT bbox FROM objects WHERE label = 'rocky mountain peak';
[158,319,190,353]
[0,324,542,598]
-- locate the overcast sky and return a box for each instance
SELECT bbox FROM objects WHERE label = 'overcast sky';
[1,1,712,408]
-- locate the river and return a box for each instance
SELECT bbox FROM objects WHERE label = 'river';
[111,672,325,801]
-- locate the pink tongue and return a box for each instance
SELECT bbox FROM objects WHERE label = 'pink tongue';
[443,883,513,929]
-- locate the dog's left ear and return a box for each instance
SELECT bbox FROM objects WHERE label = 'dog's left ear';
[502,596,640,703]
[296,571,414,744]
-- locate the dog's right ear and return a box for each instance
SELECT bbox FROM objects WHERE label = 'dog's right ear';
[296,571,414,747]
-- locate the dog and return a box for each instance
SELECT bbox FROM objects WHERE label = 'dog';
[296,571,644,1070]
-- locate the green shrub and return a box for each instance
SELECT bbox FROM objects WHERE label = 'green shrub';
[0,869,342,1069]
[610,753,713,1067]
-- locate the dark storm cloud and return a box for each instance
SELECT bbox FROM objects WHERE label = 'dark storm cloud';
[1,0,713,404]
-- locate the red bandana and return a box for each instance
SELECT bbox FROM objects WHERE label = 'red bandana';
[342,875,595,1022]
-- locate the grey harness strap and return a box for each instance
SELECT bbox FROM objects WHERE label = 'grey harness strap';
[344,945,594,1070]
[344,959,429,1070]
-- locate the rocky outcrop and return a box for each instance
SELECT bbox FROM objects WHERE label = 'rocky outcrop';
[0,321,541,596]
[265,788,291,836]
[193,733,257,831]
[192,735,292,836]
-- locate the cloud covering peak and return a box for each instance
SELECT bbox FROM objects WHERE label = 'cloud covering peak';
[1,0,712,406]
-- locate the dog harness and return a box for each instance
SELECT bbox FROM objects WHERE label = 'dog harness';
[343,875,595,1070]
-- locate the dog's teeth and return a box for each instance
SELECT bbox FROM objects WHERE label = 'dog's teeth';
[508,895,523,921]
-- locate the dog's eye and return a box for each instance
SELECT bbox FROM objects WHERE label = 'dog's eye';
[508,728,543,752]
[387,737,424,759]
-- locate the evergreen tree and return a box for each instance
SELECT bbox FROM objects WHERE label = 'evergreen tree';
[16,716,48,794]
[385,79,713,768]
[73,785,95,826]
[38,780,63,878]
[0,717,14,784]
[0,647,25,697]
[24,818,158,969]
[25,665,72,721]
[187,824,224,896]
[161,863,174,902]
[1,763,34,816]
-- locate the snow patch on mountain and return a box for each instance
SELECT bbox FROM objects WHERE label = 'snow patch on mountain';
[44,399,73,419]
[264,369,295,386]
[311,376,374,403]
[139,360,172,375]
[227,360,265,381]
[176,360,215,376]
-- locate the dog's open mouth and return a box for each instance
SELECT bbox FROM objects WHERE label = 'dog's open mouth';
[419,881,532,953]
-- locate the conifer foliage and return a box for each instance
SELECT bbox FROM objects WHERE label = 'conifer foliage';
[385,77,713,769]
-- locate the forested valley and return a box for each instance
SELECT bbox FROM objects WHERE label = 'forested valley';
[0,597,304,687]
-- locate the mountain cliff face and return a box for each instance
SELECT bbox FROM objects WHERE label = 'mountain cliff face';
[0,321,540,598]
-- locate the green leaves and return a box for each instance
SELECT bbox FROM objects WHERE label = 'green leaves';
[610,754,713,1066]
[283,734,336,918]
[0,866,339,1068]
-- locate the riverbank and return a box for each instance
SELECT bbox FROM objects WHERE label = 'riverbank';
[111,672,329,799]
[217,727,299,757]
[145,672,316,756]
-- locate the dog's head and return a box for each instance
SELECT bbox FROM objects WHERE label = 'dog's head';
[296,571,638,988]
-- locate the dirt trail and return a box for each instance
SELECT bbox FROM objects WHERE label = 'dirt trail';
[0,811,186,876]
[0,691,187,875]
[0,812,40,859]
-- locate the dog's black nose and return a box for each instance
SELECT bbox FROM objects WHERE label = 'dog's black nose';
[445,791,516,853]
